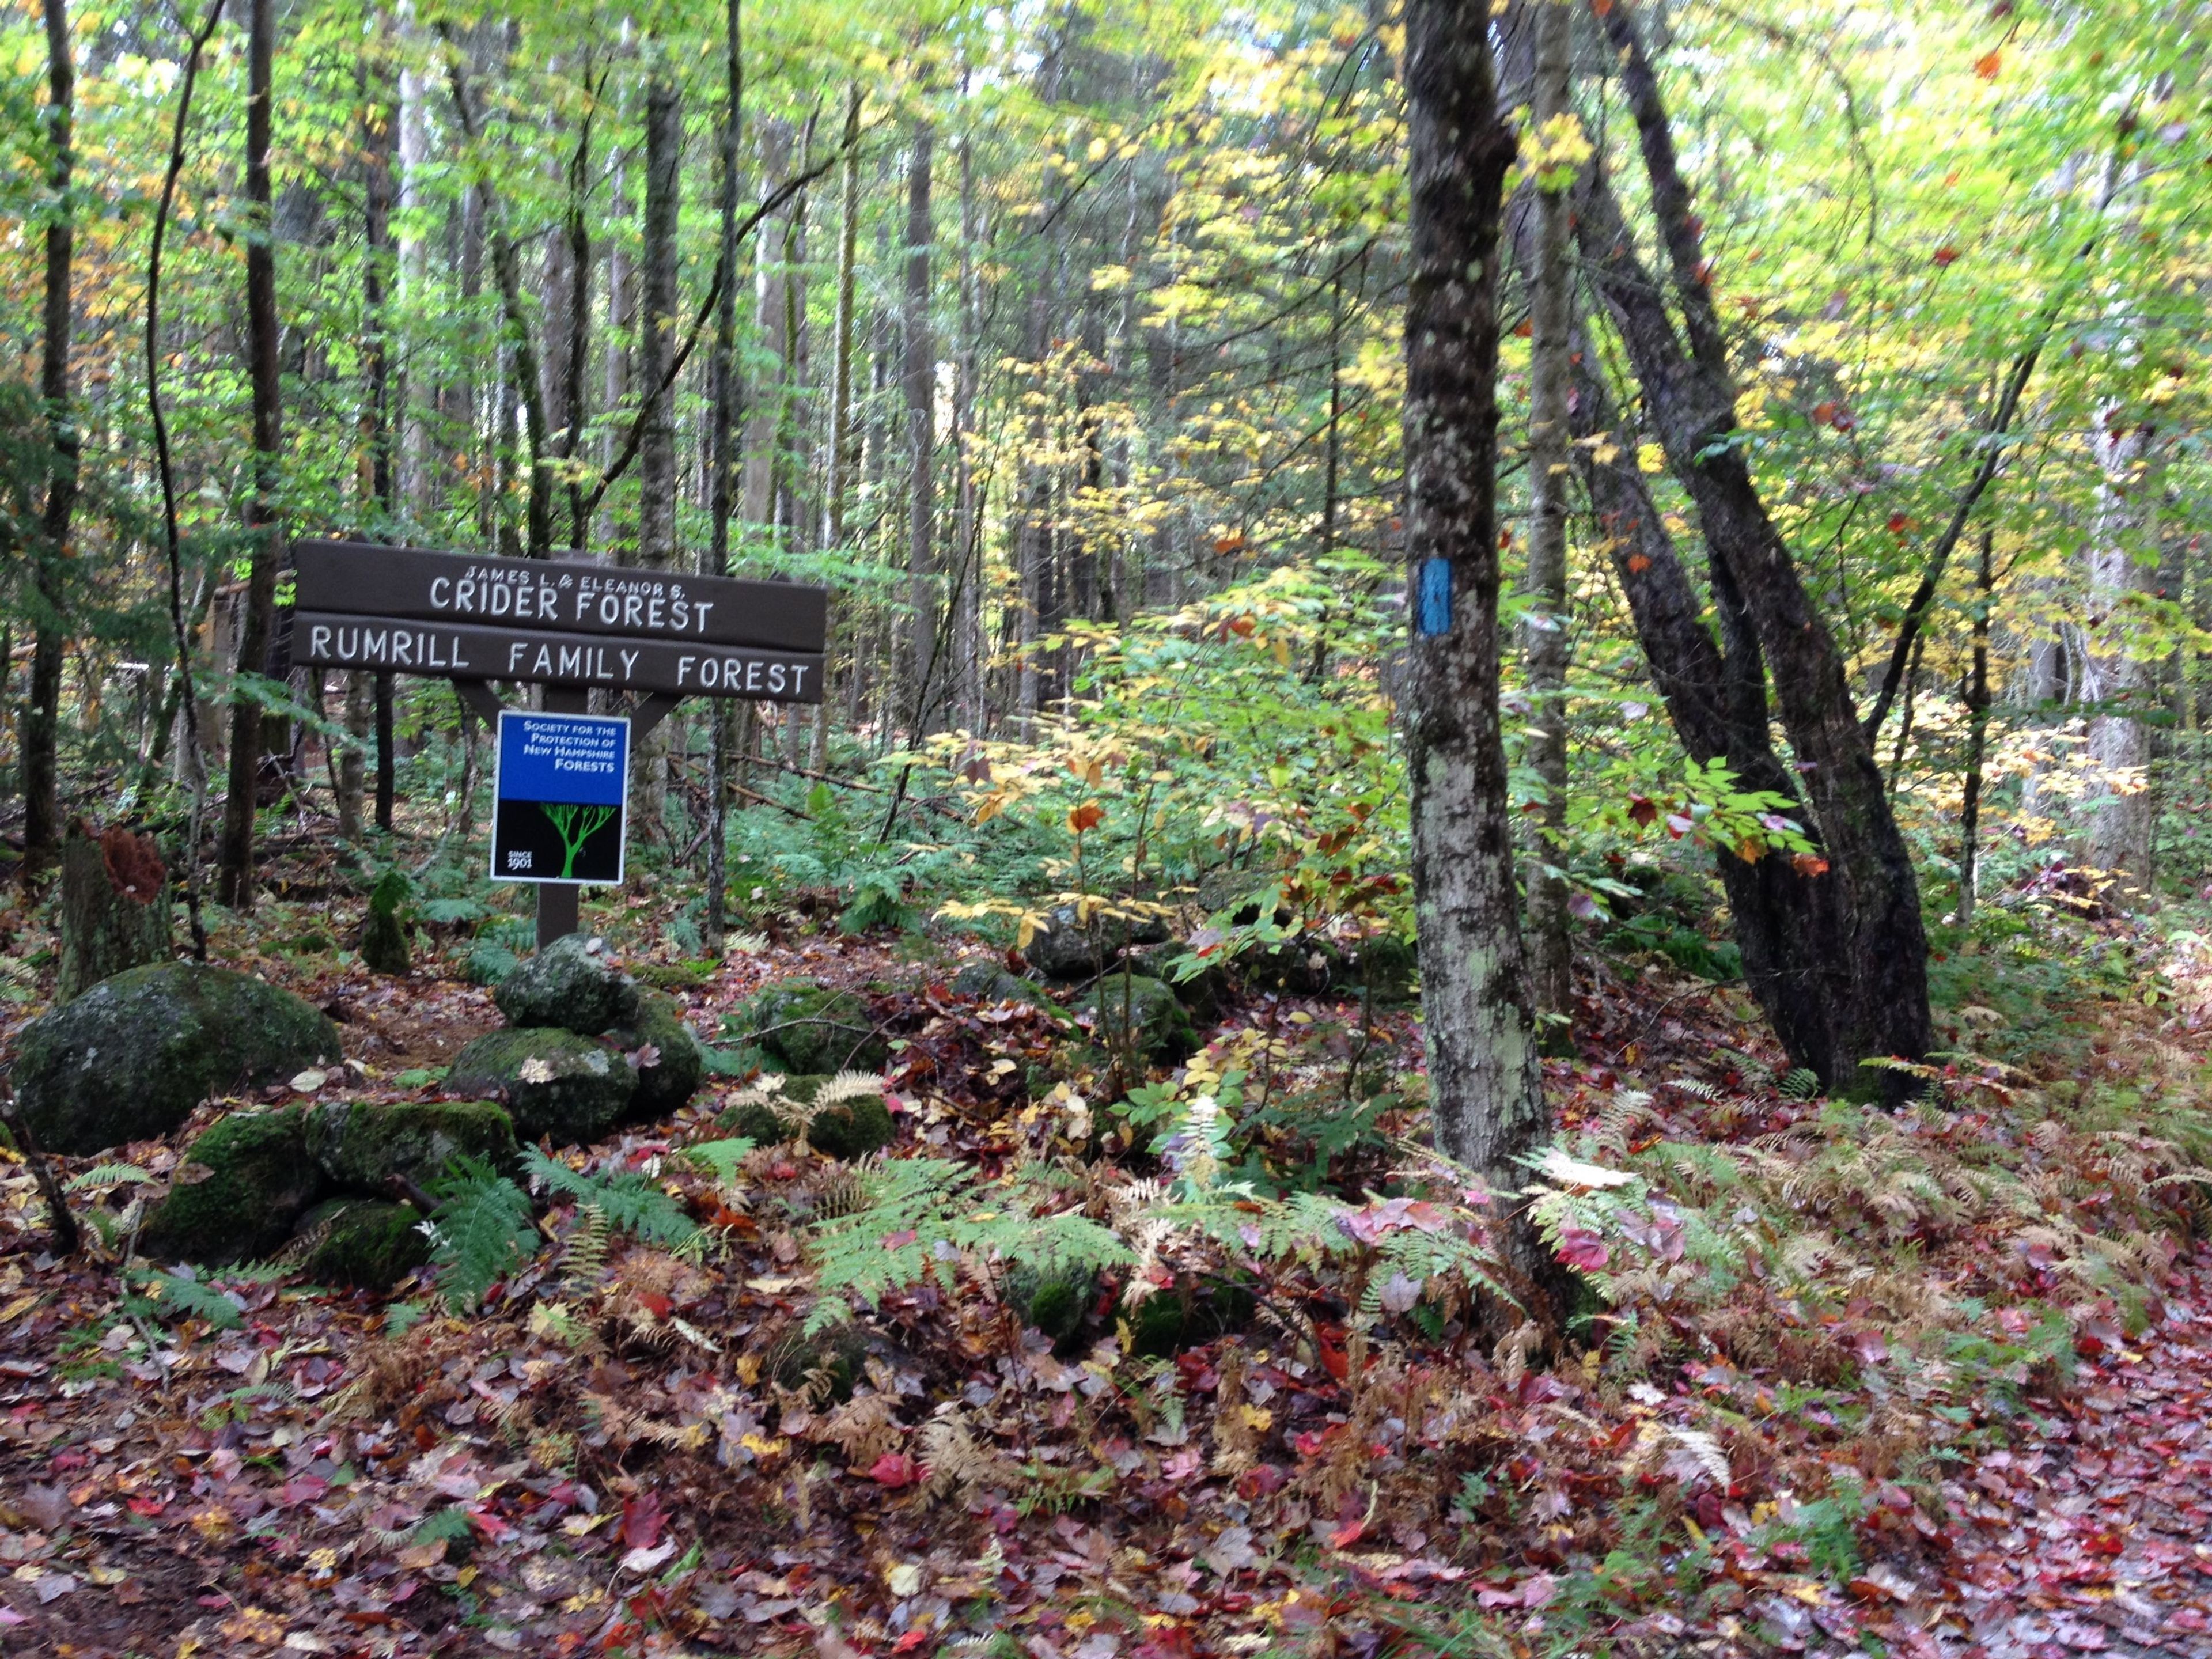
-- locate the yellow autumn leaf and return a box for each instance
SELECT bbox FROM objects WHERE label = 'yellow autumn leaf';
[1637,442,1666,474]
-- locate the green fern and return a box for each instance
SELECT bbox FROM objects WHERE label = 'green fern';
[126,1267,244,1331]
[520,1146,698,1249]
[385,1300,428,1337]
[807,1157,1132,1334]
[65,1162,157,1194]
[408,1506,475,1548]
[425,1155,539,1312]
[1779,1067,1823,1101]
[680,1137,756,1183]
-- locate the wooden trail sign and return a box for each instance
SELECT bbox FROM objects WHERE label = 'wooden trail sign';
[282,539,830,945]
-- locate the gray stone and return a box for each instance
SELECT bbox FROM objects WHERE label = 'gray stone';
[1024,904,1170,981]
[606,988,706,1119]
[1071,972,1198,1063]
[444,1027,635,1145]
[948,961,1057,1010]
[306,1098,518,1190]
[726,979,887,1074]
[141,1108,327,1265]
[493,934,639,1036]
[13,963,342,1156]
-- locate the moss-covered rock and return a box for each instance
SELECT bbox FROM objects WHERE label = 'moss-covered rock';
[306,1098,518,1190]
[948,961,1056,1010]
[493,934,639,1037]
[1122,944,1228,1023]
[605,989,705,1119]
[1072,972,1197,1064]
[716,1074,895,1159]
[140,1108,327,1265]
[1024,904,1173,981]
[1118,1280,1257,1357]
[727,979,886,1075]
[1196,869,1293,928]
[1007,1261,1099,1349]
[13,962,343,1156]
[444,1027,635,1145]
[293,1197,431,1291]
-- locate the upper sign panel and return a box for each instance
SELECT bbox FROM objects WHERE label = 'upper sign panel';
[291,540,827,654]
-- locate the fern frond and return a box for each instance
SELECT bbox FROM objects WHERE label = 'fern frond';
[127,1268,244,1331]
[520,1146,698,1249]
[66,1162,158,1194]
[424,1154,539,1312]
[681,1137,756,1183]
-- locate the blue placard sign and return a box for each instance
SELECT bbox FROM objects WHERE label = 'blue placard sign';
[490,710,630,885]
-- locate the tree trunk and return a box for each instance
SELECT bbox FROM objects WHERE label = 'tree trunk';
[22,0,77,880]
[903,125,938,736]
[816,83,862,767]
[704,0,744,953]
[217,0,283,911]
[631,66,681,839]
[1401,0,1547,1201]
[1957,528,1994,925]
[2084,410,2162,891]
[1519,0,1574,1025]
[1574,1,1930,1096]
[59,827,172,1002]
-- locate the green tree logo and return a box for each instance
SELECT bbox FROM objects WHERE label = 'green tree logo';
[540,802,616,878]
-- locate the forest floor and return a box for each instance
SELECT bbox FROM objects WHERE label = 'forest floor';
[1,849,2210,1658]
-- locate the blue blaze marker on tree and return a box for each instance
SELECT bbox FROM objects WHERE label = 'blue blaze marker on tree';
[491,710,630,885]
[1416,557,1454,637]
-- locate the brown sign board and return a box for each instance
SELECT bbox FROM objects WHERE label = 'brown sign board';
[291,539,825,653]
[292,612,824,702]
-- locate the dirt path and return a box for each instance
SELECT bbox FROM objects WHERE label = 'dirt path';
[1929,1258,2212,1657]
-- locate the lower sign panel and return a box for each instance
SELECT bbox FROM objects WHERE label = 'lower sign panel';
[491,710,628,885]
[292,611,825,702]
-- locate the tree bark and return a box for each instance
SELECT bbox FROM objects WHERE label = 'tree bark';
[441,29,553,556]
[59,827,172,1001]
[1519,0,1574,1025]
[1574,1,1930,1095]
[631,66,681,838]
[704,0,744,953]
[22,0,77,879]
[2084,411,2162,891]
[1957,529,1994,925]
[1401,0,1547,1198]
[217,0,283,910]
[903,124,938,736]
[816,83,862,767]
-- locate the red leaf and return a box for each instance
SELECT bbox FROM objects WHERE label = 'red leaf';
[1791,853,1830,878]
[1932,245,1960,267]
[621,1493,667,1551]
[1067,803,1105,834]
[1974,48,2001,79]
[1556,1226,1610,1272]
[1626,553,1653,574]
[1627,794,1658,828]
[1330,1517,1368,1549]
[870,1453,920,1488]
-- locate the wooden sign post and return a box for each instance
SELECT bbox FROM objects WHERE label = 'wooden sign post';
[285,541,829,948]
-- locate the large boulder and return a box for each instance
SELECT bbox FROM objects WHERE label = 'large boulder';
[948,961,1061,1014]
[292,1198,431,1292]
[140,1108,327,1265]
[1023,904,1171,982]
[493,935,639,1037]
[727,979,887,1075]
[1072,972,1197,1063]
[606,989,706,1119]
[13,962,343,1156]
[444,1028,634,1145]
[306,1098,518,1191]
